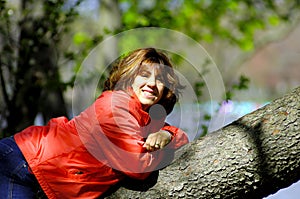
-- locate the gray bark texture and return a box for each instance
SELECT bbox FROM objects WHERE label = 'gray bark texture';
[105,86,300,199]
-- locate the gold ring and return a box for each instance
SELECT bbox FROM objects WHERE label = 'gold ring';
[155,144,160,148]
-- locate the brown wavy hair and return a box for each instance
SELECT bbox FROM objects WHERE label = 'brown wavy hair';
[103,48,184,115]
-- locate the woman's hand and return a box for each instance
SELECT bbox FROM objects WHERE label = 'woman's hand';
[143,130,172,151]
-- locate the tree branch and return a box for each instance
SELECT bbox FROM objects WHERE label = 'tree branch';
[105,86,300,199]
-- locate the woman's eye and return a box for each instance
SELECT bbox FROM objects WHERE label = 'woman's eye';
[157,75,165,82]
[140,71,150,77]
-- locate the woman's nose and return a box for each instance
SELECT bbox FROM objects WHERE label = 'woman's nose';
[146,74,156,86]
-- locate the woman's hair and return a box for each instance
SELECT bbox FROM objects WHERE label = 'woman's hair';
[103,48,184,115]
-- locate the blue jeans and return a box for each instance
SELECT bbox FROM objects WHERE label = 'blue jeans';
[0,136,42,199]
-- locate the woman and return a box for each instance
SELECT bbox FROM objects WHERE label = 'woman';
[0,48,188,198]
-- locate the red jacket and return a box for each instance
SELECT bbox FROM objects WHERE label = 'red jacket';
[14,90,188,199]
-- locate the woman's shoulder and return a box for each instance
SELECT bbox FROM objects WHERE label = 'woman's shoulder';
[95,90,140,110]
[94,90,147,123]
[97,90,131,103]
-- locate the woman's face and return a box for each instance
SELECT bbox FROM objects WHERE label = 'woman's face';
[132,63,165,110]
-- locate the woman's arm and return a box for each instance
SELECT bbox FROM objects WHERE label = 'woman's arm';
[92,91,188,179]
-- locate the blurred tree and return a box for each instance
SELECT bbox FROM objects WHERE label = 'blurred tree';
[0,0,82,136]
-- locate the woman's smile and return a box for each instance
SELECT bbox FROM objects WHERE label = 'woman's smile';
[142,88,156,98]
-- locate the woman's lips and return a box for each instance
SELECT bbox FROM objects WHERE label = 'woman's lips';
[142,89,156,99]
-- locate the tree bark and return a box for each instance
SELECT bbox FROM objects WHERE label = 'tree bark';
[105,86,300,199]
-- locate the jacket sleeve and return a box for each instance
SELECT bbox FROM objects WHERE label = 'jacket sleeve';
[162,125,189,149]
[91,91,188,179]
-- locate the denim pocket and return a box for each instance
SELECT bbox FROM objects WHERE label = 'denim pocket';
[0,138,14,160]
[12,160,35,183]
[0,137,35,183]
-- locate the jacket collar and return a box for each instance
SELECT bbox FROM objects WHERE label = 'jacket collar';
[126,87,151,126]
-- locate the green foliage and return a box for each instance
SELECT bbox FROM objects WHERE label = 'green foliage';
[120,0,300,50]
[225,75,250,101]
[73,32,92,45]
[193,58,211,101]
[200,113,212,137]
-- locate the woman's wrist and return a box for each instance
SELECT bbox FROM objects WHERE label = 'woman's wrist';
[161,130,172,141]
